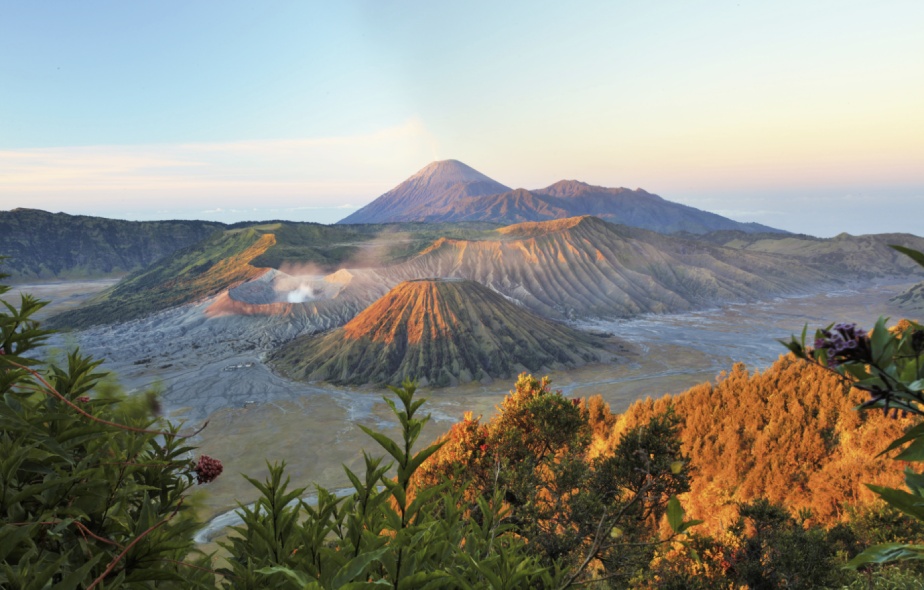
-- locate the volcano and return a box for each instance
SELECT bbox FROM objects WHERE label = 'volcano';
[269,278,615,386]
[337,160,511,224]
[338,160,782,234]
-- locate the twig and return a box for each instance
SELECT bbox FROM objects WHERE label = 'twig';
[86,500,183,590]
[557,482,651,590]
[7,360,209,437]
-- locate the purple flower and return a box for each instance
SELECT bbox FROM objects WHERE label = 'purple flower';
[814,323,870,367]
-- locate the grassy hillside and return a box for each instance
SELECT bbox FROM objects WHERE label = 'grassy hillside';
[0,208,223,280]
[49,229,276,329]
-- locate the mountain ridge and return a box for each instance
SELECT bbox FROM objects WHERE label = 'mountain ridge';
[338,160,783,234]
[0,208,224,281]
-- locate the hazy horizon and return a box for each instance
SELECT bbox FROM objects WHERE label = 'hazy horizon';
[2,1,922,237]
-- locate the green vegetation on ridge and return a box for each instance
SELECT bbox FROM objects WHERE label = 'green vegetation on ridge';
[48,228,276,329]
[0,208,223,281]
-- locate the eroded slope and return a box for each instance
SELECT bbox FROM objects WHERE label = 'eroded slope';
[270,279,615,386]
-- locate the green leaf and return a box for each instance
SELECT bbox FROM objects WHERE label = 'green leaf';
[867,484,924,520]
[896,437,924,462]
[255,566,319,588]
[678,519,704,534]
[880,423,924,457]
[846,542,924,569]
[331,546,390,587]
[891,245,924,270]
[359,425,406,465]
[666,496,684,532]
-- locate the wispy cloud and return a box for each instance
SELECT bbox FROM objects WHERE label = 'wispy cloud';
[0,119,439,220]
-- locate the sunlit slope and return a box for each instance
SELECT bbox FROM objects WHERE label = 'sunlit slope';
[270,279,614,386]
[387,216,825,319]
[49,229,276,329]
[0,208,223,280]
[47,221,501,328]
[612,354,910,530]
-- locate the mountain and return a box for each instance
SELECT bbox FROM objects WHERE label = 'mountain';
[269,278,615,386]
[0,208,224,281]
[412,180,783,234]
[338,161,782,234]
[49,216,924,330]
[337,160,511,224]
[891,282,924,311]
[692,230,924,278]
[48,221,498,329]
[382,216,826,319]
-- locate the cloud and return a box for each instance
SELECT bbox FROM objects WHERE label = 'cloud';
[0,119,439,216]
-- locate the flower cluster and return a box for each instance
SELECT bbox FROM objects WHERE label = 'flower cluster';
[194,455,223,484]
[813,323,870,367]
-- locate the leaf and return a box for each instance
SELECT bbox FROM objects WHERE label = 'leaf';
[331,546,390,587]
[846,542,924,569]
[666,496,684,532]
[896,437,924,462]
[255,566,318,588]
[891,245,924,270]
[867,484,924,520]
[870,316,893,364]
[359,425,405,465]
[880,423,924,457]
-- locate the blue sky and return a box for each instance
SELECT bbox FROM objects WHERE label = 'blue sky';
[1,0,922,236]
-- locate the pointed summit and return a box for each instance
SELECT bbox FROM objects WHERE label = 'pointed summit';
[406,159,498,185]
[269,278,612,386]
[337,160,510,224]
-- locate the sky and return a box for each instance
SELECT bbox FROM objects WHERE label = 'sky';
[1,0,922,237]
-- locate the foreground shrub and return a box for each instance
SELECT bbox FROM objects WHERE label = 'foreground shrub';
[0,265,216,588]
[219,380,556,588]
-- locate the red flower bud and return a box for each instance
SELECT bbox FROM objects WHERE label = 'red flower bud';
[194,455,223,484]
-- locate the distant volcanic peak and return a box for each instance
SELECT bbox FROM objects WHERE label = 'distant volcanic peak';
[407,159,498,185]
[337,160,510,224]
[342,279,472,345]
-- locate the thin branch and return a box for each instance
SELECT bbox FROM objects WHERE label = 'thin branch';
[556,481,652,590]
[8,520,124,549]
[86,500,183,590]
[7,360,209,437]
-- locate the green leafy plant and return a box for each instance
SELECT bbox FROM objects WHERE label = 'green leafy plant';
[0,261,217,588]
[219,379,555,589]
[784,245,924,569]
